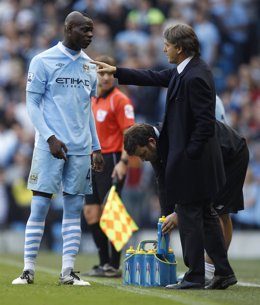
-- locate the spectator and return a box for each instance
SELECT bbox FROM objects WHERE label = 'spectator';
[0,0,259,234]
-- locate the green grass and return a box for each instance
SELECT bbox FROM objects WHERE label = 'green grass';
[0,253,259,305]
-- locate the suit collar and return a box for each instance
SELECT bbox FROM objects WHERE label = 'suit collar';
[153,126,160,138]
[180,56,201,76]
[177,56,193,74]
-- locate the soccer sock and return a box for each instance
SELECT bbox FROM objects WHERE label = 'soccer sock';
[61,194,84,276]
[205,262,215,280]
[24,196,51,272]
[89,222,110,266]
[110,242,121,269]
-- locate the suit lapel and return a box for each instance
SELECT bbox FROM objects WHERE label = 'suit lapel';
[166,57,200,105]
[160,58,201,137]
[166,69,179,104]
[166,74,181,105]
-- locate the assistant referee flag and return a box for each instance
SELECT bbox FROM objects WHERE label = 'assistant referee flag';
[100,186,138,252]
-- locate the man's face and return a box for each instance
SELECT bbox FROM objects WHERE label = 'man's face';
[69,18,94,50]
[97,72,114,92]
[134,138,158,162]
[163,40,180,64]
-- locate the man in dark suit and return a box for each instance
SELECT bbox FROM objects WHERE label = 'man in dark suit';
[91,24,237,289]
[123,121,249,284]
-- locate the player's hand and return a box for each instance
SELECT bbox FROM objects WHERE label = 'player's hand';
[162,213,178,234]
[47,135,68,161]
[90,60,117,74]
[92,150,104,172]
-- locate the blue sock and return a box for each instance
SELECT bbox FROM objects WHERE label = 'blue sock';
[62,194,84,276]
[24,196,51,272]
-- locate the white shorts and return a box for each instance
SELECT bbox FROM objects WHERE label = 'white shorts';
[27,148,92,195]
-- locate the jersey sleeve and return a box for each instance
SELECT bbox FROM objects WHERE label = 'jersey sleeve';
[90,79,97,98]
[26,56,47,94]
[89,106,101,151]
[26,91,54,141]
[114,94,135,131]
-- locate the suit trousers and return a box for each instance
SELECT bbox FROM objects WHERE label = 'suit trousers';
[177,202,234,284]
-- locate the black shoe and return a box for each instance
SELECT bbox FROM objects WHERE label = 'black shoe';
[166,280,204,290]
[205,274,237,289]
[81,264,122,278]
[81,265,106,277]
[103,265,122,278]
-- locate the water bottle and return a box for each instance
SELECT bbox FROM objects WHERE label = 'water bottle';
[166,248,175,263]
[167,248,177,284]
[145,249,156,286]
[123,246,136,285]
[154,257,161,286]
[134,248,146,286]
[157,216,169,256]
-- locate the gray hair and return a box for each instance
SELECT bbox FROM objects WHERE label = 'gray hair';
[163,24,200,57]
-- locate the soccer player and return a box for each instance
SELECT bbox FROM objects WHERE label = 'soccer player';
[82,55,135,278]
[12,11,104,286]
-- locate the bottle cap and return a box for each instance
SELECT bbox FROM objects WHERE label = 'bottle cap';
[136,248,146,254]
[159,216,166,222]
[147,249,156,254]
[126,245,136,254]
[168,248,174,254]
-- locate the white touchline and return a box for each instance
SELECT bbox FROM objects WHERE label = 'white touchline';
[236,282,260,288]
[3,257,260,299]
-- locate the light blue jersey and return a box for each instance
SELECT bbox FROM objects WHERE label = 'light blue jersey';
[215,95,227,123]
[26,42,99,155]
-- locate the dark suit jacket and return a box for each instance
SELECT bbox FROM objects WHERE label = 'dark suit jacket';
[215,120,246,162]
[151,121,247,215]
[115,57,226,204]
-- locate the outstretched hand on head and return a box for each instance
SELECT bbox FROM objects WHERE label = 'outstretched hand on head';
[90,60,117,74]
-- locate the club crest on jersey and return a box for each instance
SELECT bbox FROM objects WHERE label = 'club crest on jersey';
[27,72,34,83]
[83,64,90,72]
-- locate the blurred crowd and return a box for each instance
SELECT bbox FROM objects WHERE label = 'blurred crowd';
[0,0,260,249]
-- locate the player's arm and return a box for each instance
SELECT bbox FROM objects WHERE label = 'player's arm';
[89,107,101,151]
[89,107,104,172]
[26,91,67,160]
[26,91,53,141]
[26,57,67,160]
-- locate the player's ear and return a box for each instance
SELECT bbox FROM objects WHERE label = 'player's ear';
[176,46,182,55]
[148,137,157,145]
[65,23,73,34]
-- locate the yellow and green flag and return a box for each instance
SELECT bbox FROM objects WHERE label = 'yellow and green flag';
[100,186,138,252]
